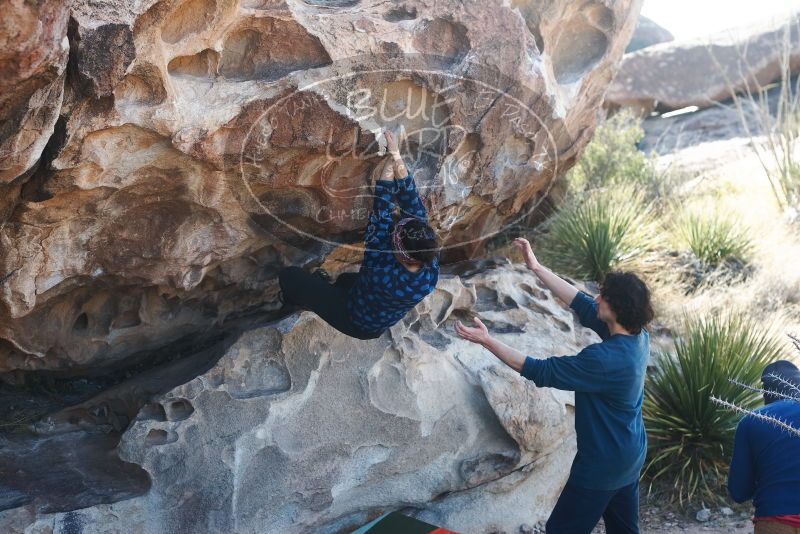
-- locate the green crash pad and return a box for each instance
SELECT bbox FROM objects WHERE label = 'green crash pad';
[351,511,459,534]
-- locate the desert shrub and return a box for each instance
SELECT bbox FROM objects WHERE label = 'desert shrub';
[538,188,657,282]
[643,314,784,505]
[567,110,660,196]
[673,210,753,266]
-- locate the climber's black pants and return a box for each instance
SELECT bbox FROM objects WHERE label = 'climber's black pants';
[278,267,384,340]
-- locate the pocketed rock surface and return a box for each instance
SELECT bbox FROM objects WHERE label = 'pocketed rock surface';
[0,0,640,372]
[1,263,599,534]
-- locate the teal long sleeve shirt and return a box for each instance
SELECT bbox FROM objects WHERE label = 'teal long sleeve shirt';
[519,292,650,490]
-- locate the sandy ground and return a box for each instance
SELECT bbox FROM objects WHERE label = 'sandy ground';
[633,501,751,533]
[649,133,800,347]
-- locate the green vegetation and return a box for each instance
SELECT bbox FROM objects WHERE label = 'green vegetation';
[512,75,799,511]
[674,210,753,266]
[643,314,784,505]
[538,188,656,282]
[567,110,660,197]
[530,110,667,282]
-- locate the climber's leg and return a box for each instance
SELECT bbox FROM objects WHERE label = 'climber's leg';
[545,480,614,534]
[278,266,321,307]
[332,272,385,339]
[333,272,360,291]
[278,267,383,340]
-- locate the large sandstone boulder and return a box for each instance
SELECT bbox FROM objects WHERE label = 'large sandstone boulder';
[625,15,673,53]
[0,0,642,373]
[607,12,800,113]
[0,263,598,534]
[0,0,70,219]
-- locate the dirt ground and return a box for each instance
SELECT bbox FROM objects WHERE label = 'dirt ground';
[635,502,751,533]
[588,492,754,534]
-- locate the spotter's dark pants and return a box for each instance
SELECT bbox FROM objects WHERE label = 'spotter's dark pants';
[278,267,384,340]
[546,479,640,534]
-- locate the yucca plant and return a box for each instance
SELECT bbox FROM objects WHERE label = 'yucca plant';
[643,314,784,506]
[538,188,657,282]
[712,333,800,438]
[674,210,753,266]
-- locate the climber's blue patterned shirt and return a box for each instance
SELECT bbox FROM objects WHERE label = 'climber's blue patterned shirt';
[347,173,439,333]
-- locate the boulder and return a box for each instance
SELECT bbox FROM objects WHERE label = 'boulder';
[0,0,642,372]
[638,98,762,155]
[0,0,70,206]
[607,12,800,113]
[625,15,673,53]
[0,263,598,534]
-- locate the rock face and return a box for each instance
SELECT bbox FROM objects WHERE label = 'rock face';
[1,1,642,530]
[0,0,641,373]
[625,15,673,53]
[607,12,800,113]
[0,263,599,534]
[0,0,70,217]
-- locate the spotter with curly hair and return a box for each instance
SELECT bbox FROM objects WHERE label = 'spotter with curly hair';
[455,238,653,534]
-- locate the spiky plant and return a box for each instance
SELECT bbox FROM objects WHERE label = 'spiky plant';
[538,188,657,282]
[674,210,753,266]
[643,314,784,505]
[711,333,800,438]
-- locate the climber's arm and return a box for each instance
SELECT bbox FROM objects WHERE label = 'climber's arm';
[385,130,427,220]
[391,152,408,179]
[364,159,397,252]
[394,169,427,221]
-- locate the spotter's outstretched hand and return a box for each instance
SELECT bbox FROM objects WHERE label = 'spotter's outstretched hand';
[513,237,541,272]
[455,317,491,346]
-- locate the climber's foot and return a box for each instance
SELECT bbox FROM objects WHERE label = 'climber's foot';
[312,268,332,284]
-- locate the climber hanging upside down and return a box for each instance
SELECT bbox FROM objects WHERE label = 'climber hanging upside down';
[278,130,441,340]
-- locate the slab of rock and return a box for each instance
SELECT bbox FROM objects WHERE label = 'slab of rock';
[625,15,674,53]
[607,12,800,113]
[0,0,641,373]
[0,263,597,534]
[638,98,762,155]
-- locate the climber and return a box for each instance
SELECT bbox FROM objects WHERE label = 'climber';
[455,237,653,534]
[728,360,800,533]
[278,129,440,340]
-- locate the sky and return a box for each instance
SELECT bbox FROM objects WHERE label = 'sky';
[640,0,800,41]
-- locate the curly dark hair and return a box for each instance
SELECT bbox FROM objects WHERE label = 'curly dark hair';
[600,271,654,334]
[399,218,440,266]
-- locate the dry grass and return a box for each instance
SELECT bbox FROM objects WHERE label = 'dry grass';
[651,138,800,355]
[493,115,800,365]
